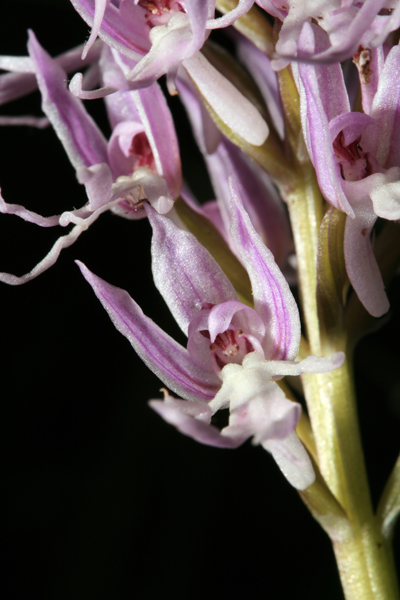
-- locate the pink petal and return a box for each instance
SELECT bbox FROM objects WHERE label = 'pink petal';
[149,396,240,448]
[229,179,301,361]
[77,262,221,400]
[146,206,238,335]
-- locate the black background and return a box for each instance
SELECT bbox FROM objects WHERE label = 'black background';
[0,2,399,598]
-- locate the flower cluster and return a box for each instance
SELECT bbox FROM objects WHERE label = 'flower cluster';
[1,0,399,495]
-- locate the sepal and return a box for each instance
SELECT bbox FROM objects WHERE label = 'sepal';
[229,178,301,361]
[174,197,253,307]
[146,205,238,335]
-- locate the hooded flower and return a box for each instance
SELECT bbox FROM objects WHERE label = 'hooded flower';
[0,33,181,284]
[294,23,400,317]
[255,0,400,70]
[78,178,344,490]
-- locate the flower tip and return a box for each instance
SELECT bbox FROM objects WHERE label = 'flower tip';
[152,195,174,214]
[74,259,85,271]
[81,45,89,61]
[332,352,345,368]
[75,260,91,280]
[69,72,83,98]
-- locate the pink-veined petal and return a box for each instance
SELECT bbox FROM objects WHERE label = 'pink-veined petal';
[70,0,150,61]
[146,205,238,335]
[234,30,284,139]
[295,23,353,216]
[77,261,221,401]
[132,84,182,198]
[81,0,112,59]
[28,31,108,170]
[367,45,400,170]
[229,179,301,361]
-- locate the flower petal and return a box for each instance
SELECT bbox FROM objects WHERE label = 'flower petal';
[343,180,390,317]
[69,72,118,100]
[0,224,86,285]
[81,0,111,59]
[229,178,301,361]
[0,199,119,284]
[146,206,238,335]
[77,262,221,401]
[208,301,265,343]
[126,12,205,91]
[295,23,353,216]
[183,51,269,146]
[263,431,315,490]
[370,168,400,221]
[235,30,284,140]
[0,115,49,128]
[131,84,182,198]
[367,45,400,170]
[0,189,59,227]
[149,395,240,448]
[0,41,102,107]
[264,352,345,379]
[206,138,293,269]
[70,0,150,61]
[75,163,114,212]
[27,31,108,170]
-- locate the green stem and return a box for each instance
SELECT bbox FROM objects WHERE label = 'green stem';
[332,520,399,600]
[283,167,324,354]
[285,168,399,599]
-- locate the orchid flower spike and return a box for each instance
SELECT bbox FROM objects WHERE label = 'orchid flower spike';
[78,179,344,490]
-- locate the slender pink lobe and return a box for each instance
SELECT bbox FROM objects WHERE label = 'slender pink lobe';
[77,261,221,400]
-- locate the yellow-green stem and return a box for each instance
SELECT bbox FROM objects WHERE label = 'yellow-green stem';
[332,519,399,600]
[302,360,399,600]
[283,167,324,354]
[285,168,399,599]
